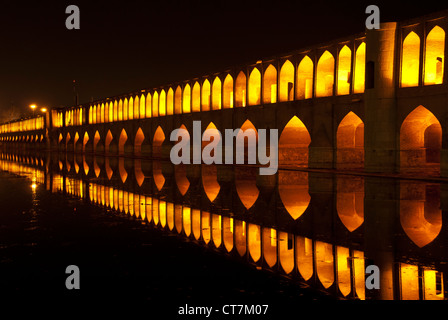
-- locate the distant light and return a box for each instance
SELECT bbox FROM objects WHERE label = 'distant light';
[31,183,37,190]
[30,104,37,110]
[256,60,262,64]
[41,108,47,112]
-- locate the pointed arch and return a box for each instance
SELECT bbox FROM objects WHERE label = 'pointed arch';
[237,120,258,164]
[123,98,129,120]
[152,91,159,117]
[202,122,221,163]
[212,77,222,110]
[183,84,191,113]
[336,112,364,169]
[128,97,134,120]
[146,93,152,118]
[400,106,442,171]
[278,116,311,167]
[316,51,335,97]
[192,82,201,112]
[337,45,352,95]
[104,102,109,123]
[118,129,128,156]
[235,71,247,107]
[223,74,234,108]
[296,55,314,100]
[174,86,182,114]
[153,126,165,158]
[279,60,294,102]
[118,99,123,121]
[401,31,420,87]
[133,95,139,119]
[424,26,445,85]
[82,132,89,153]
[93,130,101,153]
[105,130,114,155]
[202,79,211,111]
[167,87,174,115]
[202,164,220,203]
[263,64,277,104]
[248,68,261,105]
[134,127,145,156]
[354,42,366,93]
[159,89,166,116]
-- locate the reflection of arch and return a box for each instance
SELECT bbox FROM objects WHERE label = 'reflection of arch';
[223,74,233,109]
[315,241,334,289]
[202,164,220,202]
[223,217,233,252]
[263,64,277,104]
[401,32,420,87]
[118,129,128,156]
[316,51,335,97]
[278,232,294,274]
[278,116,311,167]
[336,112,364,169]
[235,71,247,107]
[174,163,190,196]
[236,120,258,164]
[279,60,294,102]
[153,126,165,159]
[400,181,442,248]
[424,26,445,85]
[337,45,352,95]
[263,228,277,268]
[336,176,364,232]
[93,131,102,153]
[337,246,351,297]
[400,106,441,170]
[235,167,259,209]
[235,220,246,256]
[248,224,261,262]
[278,171,310,220]
[248,68,261,106]
[153,161,165,191]
[212,214,222,248]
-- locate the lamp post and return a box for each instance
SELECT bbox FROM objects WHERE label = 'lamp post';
[30,104,37,117]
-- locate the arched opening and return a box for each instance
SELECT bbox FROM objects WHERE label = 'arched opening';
[223,74,233,109]
[202,122,221,164]
[118,129,128,156]
[73,132,80,152]
[248,68,261,106]
[159,89,166,116]
[278,171,310,220]
[134,127,145,156]
[153,126,165,159]
[336,246,351,297]
[315,241,334,289]
[181,84,190,113]
[212,214,222,248]
[296,56,314,100]
[146,93,152,118]
[128,97,134,120]
[316,51,335,97]
[66,132,71,151]
[104,103,109,122]
[237,120,258,164]
[192,82,200,112]
[400,181,441,248]
[235,71,247,107]
[248,224,261,263]
[263,64,277,104]
[113,100,118,122]
[139,94,145,118]
[337,45,352,95]
[401,31,420,87]
[235,167,259,210]
[202,164,220,203]
[192,209,201,240]
[118,99,123,121]
[123,98,128,120]
[92,105,97,124]
[336,176,364,232]
[354,42,366,93]
[212,77,222,110]
[336,112,364,169]
[93,131,101,153]
[400,106,441,171]
[152,91,159,117]
[174,86,182,114]
[174,124,190,161]
[202,79,211,111]
[82,132,89,153]
[235,220,246,256]
[279,60,294,102]
[424,26,445,85]
[167,88,174,115]
[223,217,234,252]
[105,130,114,155]
[278,232,294,274]
[263,228,277,268]
[133,96,139,119]
[278,116,311,167]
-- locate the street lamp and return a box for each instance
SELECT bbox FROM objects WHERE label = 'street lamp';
[41,108,47,113]
[30,104,37,117]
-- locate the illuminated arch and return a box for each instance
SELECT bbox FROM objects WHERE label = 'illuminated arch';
[133,96,139,119]
[134,127,145,156]
[235,71,247,107]
[237,120,258,164]
[174,86,182,114]
[92,105,97,124]
[223,74,233,109]
[424,26,445,85]
[248,68,261,105]
[146,93,152,118]
[128,97,134,120]
[118,129,128,156]
[73,132,80,152]
[113,100,118,122]
[278,171,310,220]
[123,98,128,120]
[316,51,335,97]
[263,64,277,104]
[337,45,352,95]
[235,167,259,210]
[175,163,190,196]
[202,79,211,111]
[354,43,366,93]
[401,31,420,87]
[278,116,311,167]
[202,122,221,164]
[336,176,364,232]
[400,106,441,170]
[153,126,165,158]
[118,99,123,121]
[279,60,294,102]
[296,56,314,99]
[336,112,364,169]
[212,77,222,110]
[139,94,146,118]
[104,102,109,122]
[400,181,442,248]
[192,82,201,112]
[183,84,191,113]
[159,89,166,116]
[152,91,159,117]
[167,88,174,115]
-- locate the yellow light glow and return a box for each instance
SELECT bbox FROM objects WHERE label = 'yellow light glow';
[401,32,420,87]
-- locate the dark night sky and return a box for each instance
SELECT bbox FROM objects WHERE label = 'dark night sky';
[0,0,447,121]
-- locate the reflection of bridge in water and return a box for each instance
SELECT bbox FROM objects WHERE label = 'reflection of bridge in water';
[1,151,447,300]
[2,11,448,177]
